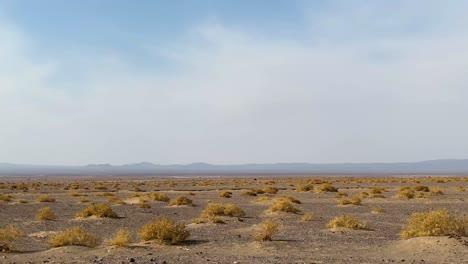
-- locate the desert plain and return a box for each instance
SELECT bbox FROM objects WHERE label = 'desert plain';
[0,175,467,264]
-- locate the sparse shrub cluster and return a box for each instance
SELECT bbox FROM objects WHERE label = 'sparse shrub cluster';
[151,192,170,202]
[327,215,368,230]
[76,203,118,218]
[255,220,280,241]
[35,207,57,221]
[316,183,338,192]
[401,208,467,239]
[49,227,98,248]
[169,196,193,206]
[107,229,131,247]
[339,196,362,205]
[139,217,190,244]
[219,191,232,198]
[37,195,56,203]
[268,200,301,214]
[0,225,23,252]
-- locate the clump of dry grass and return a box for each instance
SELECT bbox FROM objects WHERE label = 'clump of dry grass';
[107,196,126,205]
[219,191,232,198]
[151,192,170,202]
[327,215,368,230]
[139,217,190,245]
[0,194,13,202]
[335,192,348,198]
[398,188,415,199]
[262,187,279,194]
[241,190,257,196]
[371,206,385,214]
[456,186,466,192]
[106,229,131,247]
[412,185,430,192]
[356,192,369,198]
[278,195,301,204]
[369,187,385,194]
[296,184,314,192]
[255,219,280,241]
[169,196,193,206]
[400,208,467,239]
[0,225,23,252]
[201,203,246,220]
[339,196,362,205]
[49,226,98,248]
[301,212,314,221]
[316,183,338,192]
[35,207,57,221]
[76,203,118,218]
[37,195,56,203]
[429,188,444,196]
[268,200,301,214]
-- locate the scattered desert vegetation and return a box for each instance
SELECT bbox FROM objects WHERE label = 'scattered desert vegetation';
[139,217,190,245]
[255,219,280,241]
[268,199,301,214]
[107,229,131,247]
[37,195,56,203]
[0,225,22,252]
[49,227,99,248]
[169,196,193,206]
[327,215,368,230]
[76,203,118,218]
[401,208,467,239]
[338,196,362,205]
[35,207,57,221]
[150,192,170,202]
[301,212,314,221]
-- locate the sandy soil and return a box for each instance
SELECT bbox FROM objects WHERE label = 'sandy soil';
[0,175,467,264]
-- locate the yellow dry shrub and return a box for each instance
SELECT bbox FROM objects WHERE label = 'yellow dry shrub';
[268,200,301,214]
[401,208,467,239]
[327,215,368,230]
[76,203,118,218]
[255,219,280,241]
[49,226,98,248]
[107,229,131,247]
[35,207,56,221]
[37,195,56,203]
[169,196,193,206]
[0,225,23,252]
[139,217,190,245]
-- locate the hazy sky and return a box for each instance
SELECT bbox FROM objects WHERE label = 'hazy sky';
[1,0,468,165]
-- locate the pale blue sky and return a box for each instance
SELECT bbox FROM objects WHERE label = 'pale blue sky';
[1,1,468,165]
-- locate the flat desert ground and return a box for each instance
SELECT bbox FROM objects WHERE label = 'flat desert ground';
[0,175,467,264]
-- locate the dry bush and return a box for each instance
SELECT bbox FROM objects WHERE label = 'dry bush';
[429,188,444,196]
[456,186,466,192]
[79,197,91,203]
[401,208,467,239]
[255,219,280,241]
[412,185,430,192]
[278,195,301,204]
[339,196,362,205]
[268,200,301,214]
[356,192,369,198]
[369,193,385,198]
[262,187,279,194]
[35,207,56,221]
[296,184,314,192]
[0,194,13,202]
[17,199,28,203]
[76,203,118,218]
[335,192,348,198]
[241,190,257,196]
[327,215,367,230]
[107,229,131,247]
[369,187,385,194]
[219,191,232,198]
[151,192,170,202]
[201,203,246,219]
[371,206,385,213]
[0,225,23,252]
[139,217,190,245]
[301,212,314,221]
[169,196,193,206]
[37,195,56,203]
[309,179,327,184]
[49,226,98,248]
[139,201,151,208]
[107,196,126,205]
[316,183,338,192]
[398,189,415,199]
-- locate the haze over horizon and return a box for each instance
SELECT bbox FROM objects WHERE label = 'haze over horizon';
[1,1,468,166]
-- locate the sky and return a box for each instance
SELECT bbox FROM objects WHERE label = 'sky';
[1,0,468,166]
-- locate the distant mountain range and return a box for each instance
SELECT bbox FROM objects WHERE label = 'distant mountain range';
[2,159,468,176]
